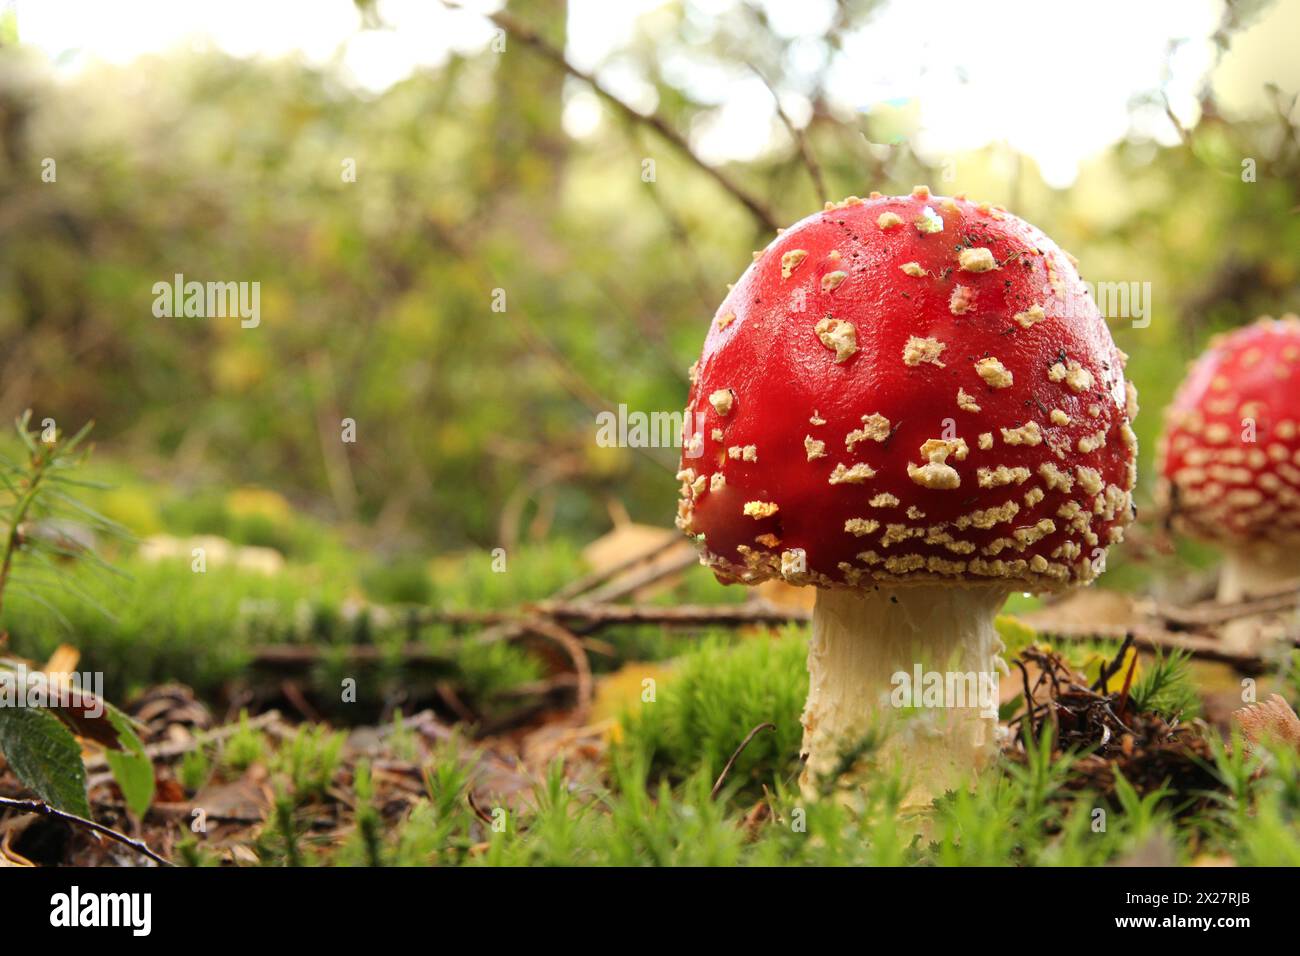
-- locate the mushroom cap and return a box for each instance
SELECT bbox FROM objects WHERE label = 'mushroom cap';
[1157,315,1300,547]
[676,190,1138,591]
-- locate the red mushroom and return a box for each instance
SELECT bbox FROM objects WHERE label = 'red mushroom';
[676,188,1138,799]
[1157,315,1300,652]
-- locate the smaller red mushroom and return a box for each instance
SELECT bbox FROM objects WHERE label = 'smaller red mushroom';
[1158,314,1300,652]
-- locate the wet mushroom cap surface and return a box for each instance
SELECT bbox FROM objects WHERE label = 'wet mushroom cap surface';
[677,190,1138,591]
[1158,315,1300,546]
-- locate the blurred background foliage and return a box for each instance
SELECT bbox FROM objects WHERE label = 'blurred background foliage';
[1,2,1299,867]
[0,0,1297,566]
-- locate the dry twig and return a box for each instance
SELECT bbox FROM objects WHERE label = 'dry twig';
[0,796,171,866]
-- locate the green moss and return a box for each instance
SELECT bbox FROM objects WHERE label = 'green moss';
[173,638,1300,867]
[361,555,433,605]
[364,721,1197,867]
[0,551,540,707]
[152,488,336,562]
[273,724,345,803]
[429,542,585,610]
[220,711,267,773]
[617,628,809,793]
[178,748,213,794]
[0,556,344,697]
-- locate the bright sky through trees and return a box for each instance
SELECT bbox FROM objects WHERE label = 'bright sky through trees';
[15,0,1299,186]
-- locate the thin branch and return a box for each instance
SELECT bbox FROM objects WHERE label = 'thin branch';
[499,599,1277,673]
[550,534,681,600]
[516,617,593,724]
[1013,659,1037,738]
[535,597,802,628]
[747,61,827,204]
[446,1,780,233]
[577,547,701,604]
[1266,84,1299,159]
[471,547,703,645]
[1038,625,1269,674]
[1151,582,1300,628]
[466,789,494,826]
[711,722,775,799]
[1161,91,1193,148]
[0,796,171,866]
[1092,633,1135,694]
[1114,645,1141,721]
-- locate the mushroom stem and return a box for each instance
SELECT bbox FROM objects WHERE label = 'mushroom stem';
[1217,548,1300,655]
[799,585,1007,804]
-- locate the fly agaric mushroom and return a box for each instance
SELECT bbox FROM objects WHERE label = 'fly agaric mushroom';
[676,189,1138,799]
[1157,315,1300,653]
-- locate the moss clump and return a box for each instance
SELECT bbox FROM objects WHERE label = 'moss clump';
[0,554,540,709]
[220,711,268,773]
[616,628,809,794]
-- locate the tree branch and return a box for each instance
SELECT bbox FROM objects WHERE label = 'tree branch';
[0,796,171,866]
[1151,581,1300,628]
[447,1,780,233]
[747,61,827,204]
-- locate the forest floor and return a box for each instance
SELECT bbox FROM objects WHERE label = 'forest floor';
[2,523,1300,867]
